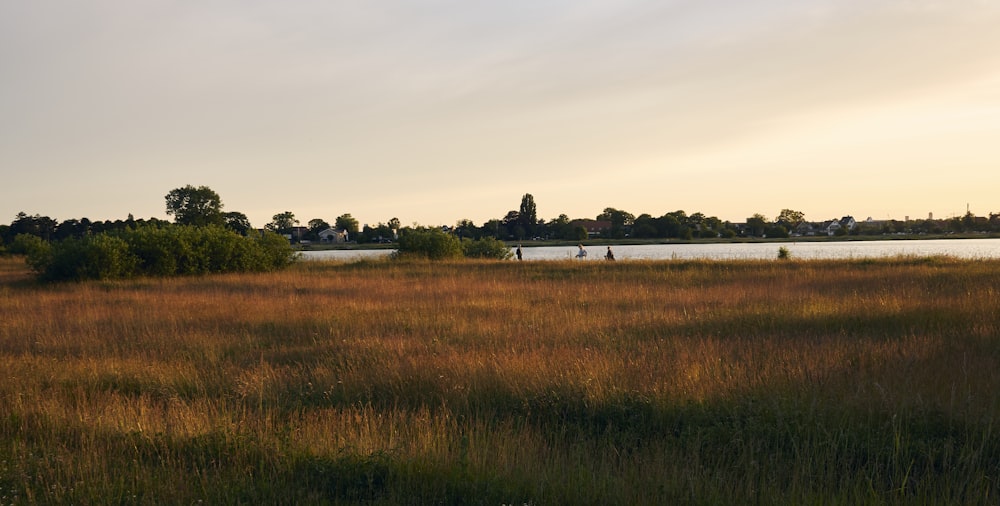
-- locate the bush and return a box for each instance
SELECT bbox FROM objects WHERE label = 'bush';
[26,225,298,281]
[462,237,514,260]
[395,228,464,260]
[250,229,300,270]
[39,235,137,281]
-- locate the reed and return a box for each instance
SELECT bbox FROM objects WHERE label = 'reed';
[1,255,999,504]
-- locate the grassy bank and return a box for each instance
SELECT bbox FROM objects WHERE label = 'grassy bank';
[1,255,999,504]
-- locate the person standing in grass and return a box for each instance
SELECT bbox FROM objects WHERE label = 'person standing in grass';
[576,244,588,259]
[605,246,615,261]
[516,244,523,261]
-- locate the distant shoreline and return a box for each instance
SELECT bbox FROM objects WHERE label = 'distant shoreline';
[297,232,1000,251]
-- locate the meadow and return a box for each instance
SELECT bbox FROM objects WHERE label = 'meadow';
[1,254,999,504]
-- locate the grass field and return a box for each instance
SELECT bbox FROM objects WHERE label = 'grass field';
[1,254,999,504]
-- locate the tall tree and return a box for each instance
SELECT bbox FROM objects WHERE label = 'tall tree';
[518,193,537,236]
[165,185,224,227]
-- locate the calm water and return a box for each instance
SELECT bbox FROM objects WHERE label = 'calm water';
[301,238,1000,262]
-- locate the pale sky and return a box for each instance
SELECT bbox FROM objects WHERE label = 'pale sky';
[3,0,1000,229]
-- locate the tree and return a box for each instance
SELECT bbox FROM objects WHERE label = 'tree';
[307,219,331,241]
[164,185,224,227]
[267,211,298,235]
[598,207,634,238]
[501,210,522,240]
[545,214,571,240]
[631,214,658,238]
[776,209,805,230]
[335,214,360,239]
[454,219,479,240]
[224,212,252,235]
[746,213,769,237]
[518,193,537,237]
[10,212,58,241]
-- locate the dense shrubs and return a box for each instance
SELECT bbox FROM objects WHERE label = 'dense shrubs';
[395,228,514,260]
[462,236,514,260]
[24,225,297,281]
[395,228,464,260]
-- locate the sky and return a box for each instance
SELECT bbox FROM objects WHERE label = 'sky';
[3,0,1000,229]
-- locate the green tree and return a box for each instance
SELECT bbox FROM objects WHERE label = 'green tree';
[776,209,805,230]
[307,219,330,241]
[519,193,537,237]
[659,213,682,238]
[335,214,360,239]
[746,213,769,237]
[10,212,58,241]
[454,219,479,240]
[598,208,634,238]
[267,211,298,235]
[501,210,522,240]
[545,214,570,240]
[308,219,330,233]
[631,214,658,238]
[164,185,224,227]
[223,212,252,235]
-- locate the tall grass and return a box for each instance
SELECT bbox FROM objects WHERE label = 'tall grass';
[1,255,999,504]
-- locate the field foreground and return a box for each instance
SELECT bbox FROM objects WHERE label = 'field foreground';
[1,255,999,504]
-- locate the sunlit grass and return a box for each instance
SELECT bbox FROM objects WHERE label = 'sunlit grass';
[1,255,999,503]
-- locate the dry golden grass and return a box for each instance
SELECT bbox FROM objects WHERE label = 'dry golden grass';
[1,254,999,504]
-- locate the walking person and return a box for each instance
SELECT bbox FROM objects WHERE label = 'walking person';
[605,246,615,261]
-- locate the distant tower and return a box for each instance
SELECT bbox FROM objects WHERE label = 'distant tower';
[929,212,933,220]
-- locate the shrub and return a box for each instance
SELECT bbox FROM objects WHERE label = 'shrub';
[26,225,298,281]
[462,237,514,260]
[14,234,52,273]
[36,235,137,281]
[395,228,464,260]
[250,229,300,270]
[778,246,791,260]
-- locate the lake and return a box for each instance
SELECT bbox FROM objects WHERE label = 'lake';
[301,237,1000,262]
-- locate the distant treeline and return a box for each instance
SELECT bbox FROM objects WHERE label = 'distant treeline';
[3,189,1000,249]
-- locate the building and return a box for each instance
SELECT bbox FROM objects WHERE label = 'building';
[318,228,349,243]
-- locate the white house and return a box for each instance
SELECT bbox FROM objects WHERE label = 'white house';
[318,228,349,243]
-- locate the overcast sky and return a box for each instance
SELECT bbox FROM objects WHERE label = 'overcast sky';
[3,0,1000,228]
